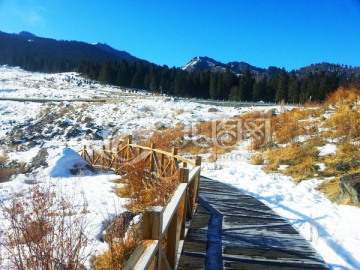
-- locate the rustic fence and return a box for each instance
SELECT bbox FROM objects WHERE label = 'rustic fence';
[80,137,201,269]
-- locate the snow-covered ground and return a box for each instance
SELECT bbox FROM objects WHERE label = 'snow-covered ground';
[202,146,360,270]
[0,66,359,269]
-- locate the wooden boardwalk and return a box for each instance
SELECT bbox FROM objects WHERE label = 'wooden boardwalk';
[178,177,329,270]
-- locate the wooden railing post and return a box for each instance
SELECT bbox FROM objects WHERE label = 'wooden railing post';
[167,189,187,269]
[143,207,163,269]
[171,148,178,176]
[194,156,202,203]
[79,143,202,269]
[127,135,133,145]
[101,145,105,171]
[179,168,190,240]
[150,143,155,173]
[92,147,95,164]
[81,145,86,160]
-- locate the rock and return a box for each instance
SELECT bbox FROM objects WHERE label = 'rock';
[334,157,360,171]
[350,156,360,169]
[339,173,360,203]
[266,108,277,117]
[66,128,82,139]
[154,121,167,130]
[9,139,23,146]
[101,212,136,243]
[28,149,49,171]
[93,129,105,140]
[27,140,41,148]
[69,164,96,175]
[85,122,95,128]
[208,108,218,112]
[58,120,71,128]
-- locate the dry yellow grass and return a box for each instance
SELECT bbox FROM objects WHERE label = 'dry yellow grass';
[263,142,320,180]
[115,159,180,213]
[271,108,315,144]
[255,87,360,205]
[249,154,265,165]
[325,87,360,105]
[324,103,360,140]
[316,178,359,206]
[92,226,140,270]
[321,141,360,177]
[142,127,184,152]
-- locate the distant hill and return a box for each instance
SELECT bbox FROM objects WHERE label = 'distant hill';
[296,62,360,79]
[0,30,141,72]
[182,56,360,79]
[0,30,359,104]
[182,56,267,75]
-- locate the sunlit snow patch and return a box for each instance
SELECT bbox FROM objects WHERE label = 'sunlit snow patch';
[50,148,95,177]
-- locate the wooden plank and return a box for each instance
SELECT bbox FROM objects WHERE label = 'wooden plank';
[179,177,329,269]
[188,166,201,184]
[123,240,159,270]
[166,186,187,269]
[162,183,187,235]
[143,207,163,240]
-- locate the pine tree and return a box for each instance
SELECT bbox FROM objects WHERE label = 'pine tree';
[274,69,289,102]
[252,76,267,101]
[287,71,300,103]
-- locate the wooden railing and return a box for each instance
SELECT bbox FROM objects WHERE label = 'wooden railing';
[80,137,201,269]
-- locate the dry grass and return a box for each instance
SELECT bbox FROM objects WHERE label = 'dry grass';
[115,159,179,213]
[92,220,140,270]
[236,110,265,120]
[324,103,360,140]
[263,142,320,181]
[0,184,90,269]
[255,87,360,205]
[316,178,359,206]
[325,87,360,105]
[271,108,316,144]
[249,154,265,165]
[321,141,360,177]
[147,127,184,151]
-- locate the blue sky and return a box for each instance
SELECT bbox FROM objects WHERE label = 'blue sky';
[1,0,360,70]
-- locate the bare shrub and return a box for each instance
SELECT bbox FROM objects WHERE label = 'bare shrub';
[0,183,90,269]
[325,87,360,105]
[92,215,140,270]
[116,159,179,212]
[324,103,360,140]
[271,108,310,144]
[263,142,320,182]
[250,154,264,165]
[147,127,184,151]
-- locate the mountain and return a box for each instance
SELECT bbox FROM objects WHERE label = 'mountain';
[296,62,360,79]
[0,30,141,72]
[182,56,360,79]
[92,42,139,63]
[182,56,267,75]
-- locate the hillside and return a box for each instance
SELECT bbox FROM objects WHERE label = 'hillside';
[182,56,360,79]
[0,67,359,269]
[182,56,267,75]
[0,30,141,72]
[0,30,359,104]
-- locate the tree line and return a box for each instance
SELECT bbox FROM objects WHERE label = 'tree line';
[2,52,359,103]
[78,60,359,103]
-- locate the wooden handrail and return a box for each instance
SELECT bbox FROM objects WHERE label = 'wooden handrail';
[80,139,201,269]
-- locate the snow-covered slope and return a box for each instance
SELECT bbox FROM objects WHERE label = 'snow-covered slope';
[181,56,266,74]
[0,66,359,269]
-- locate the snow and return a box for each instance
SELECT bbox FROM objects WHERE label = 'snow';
[318,143,338,156]
[7,146,40,163]
[49,148,94,177]
[202,152,360,270]
[0,66,359,269]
